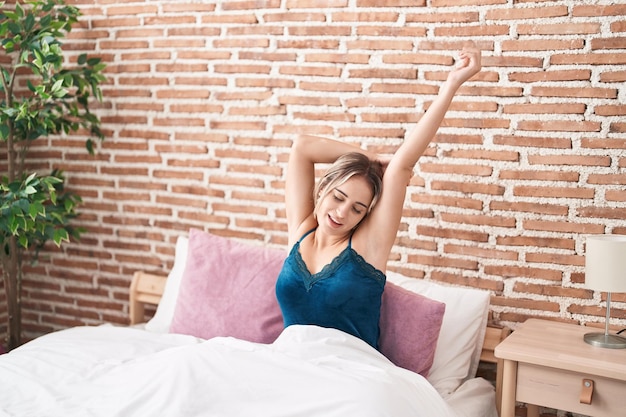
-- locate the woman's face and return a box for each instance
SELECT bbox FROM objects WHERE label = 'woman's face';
[316,175,374,235]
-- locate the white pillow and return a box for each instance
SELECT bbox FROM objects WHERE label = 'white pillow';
[144,235,189,333]
[386,271,490,397]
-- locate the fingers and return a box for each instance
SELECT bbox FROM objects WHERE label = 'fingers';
[456,47,481,72]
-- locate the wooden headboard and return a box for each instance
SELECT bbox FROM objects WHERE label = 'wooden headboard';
[129,270,510,415]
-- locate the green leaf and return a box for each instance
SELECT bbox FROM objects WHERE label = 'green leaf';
[24,13,35,32]
[25,172,37,185]
[0,124,8,140]
[28,201,45,220]
[7,21,21,36]
[53,229,69,246]
[18,234,28,248]
[15,1,24,18]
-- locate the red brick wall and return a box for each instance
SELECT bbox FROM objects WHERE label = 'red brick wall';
[1,0,625,342]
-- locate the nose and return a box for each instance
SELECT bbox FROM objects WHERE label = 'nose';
[335,202,348,218]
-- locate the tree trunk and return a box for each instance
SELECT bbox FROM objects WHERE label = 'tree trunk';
[1,235,21,351]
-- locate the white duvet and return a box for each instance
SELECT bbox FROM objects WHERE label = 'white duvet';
[0,325,494,417]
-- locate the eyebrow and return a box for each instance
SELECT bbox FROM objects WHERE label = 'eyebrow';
[335,189,368,209]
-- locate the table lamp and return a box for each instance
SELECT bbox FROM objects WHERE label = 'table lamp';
[584,234,626,349]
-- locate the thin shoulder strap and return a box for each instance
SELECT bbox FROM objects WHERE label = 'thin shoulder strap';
[299,227,316,243]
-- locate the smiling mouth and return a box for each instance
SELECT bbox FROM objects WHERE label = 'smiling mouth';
[328,214,343,227]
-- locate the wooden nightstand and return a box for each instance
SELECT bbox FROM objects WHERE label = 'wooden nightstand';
[494,318,626,417]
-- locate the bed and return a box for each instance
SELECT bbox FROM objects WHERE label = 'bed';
[0,229,508,417]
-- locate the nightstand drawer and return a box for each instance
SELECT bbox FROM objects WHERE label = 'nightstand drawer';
[517,363,626,417]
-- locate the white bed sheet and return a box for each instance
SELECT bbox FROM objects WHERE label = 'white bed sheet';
[0,325,497,417]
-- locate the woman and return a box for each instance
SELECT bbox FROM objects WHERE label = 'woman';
[276,46,482,350]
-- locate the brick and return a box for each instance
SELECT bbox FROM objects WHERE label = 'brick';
[299,80,363,93]
[288,26,352,37]
[441,212,516,228]
[502,39,583,52]
[224,0,281,11]
[499,169,578,182]
[263,12,326,22]
[431,271,503,292]
[106,4,158,15]
[577,206,626,220]
[526,252,585,266]
[494,135,572,149]
[305,53,369,64]
[229,105,287,116]
[442,149,519,162]
[411,193,484,211]
[432,180,505,196]
[419,162,492,176]
[201,14,258,24]
[295,111,356,122]
[167,25,222,36]
[573,4,626,18]
[331,12,399,23]
[528,154,611,167]
[444,243,518,261]
[415,225,489,243]
[551,52,626,65]
[278,39,340,49]
[587,173,626,185]
[508,70,591,83]
[407,11,479,24]
[518,22,600,35]
[591,37,626,50]
[338,127,405,138]
[280,65,342,77]
[490,260,558,279]
[237,78,296,88]
[486,6,568,20]
[517,120,601,133]
[606,190,626,202]
[357,25,427,37]
[408,253,479,271]
[430,133,482,145]
[227,26,285,36]
[217,91,273,101]
[600,70,626,82]
[357,0,424,6]
[523,220,605,235]
[278,96,341,107]
[513,185,594,199]
[497,236,575,251]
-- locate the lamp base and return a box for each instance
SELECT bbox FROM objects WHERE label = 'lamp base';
[584,332,626,349]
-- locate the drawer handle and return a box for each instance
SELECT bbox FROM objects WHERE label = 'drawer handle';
[580,378,594,405]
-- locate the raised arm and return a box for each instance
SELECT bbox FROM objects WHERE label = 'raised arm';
[355,46,482,269]
[389,46,482,173]
[285,134,376,246]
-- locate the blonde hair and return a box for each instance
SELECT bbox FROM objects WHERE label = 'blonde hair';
[314,152,383,216]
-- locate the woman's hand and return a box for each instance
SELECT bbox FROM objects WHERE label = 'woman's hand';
[447,44,482,87]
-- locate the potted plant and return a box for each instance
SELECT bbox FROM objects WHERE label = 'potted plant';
[0,0,106,350]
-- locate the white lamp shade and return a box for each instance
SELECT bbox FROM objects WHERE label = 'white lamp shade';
[585,235,626,293]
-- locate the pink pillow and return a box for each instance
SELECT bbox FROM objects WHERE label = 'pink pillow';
[379,282,446,377]
[169,229,287,343]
